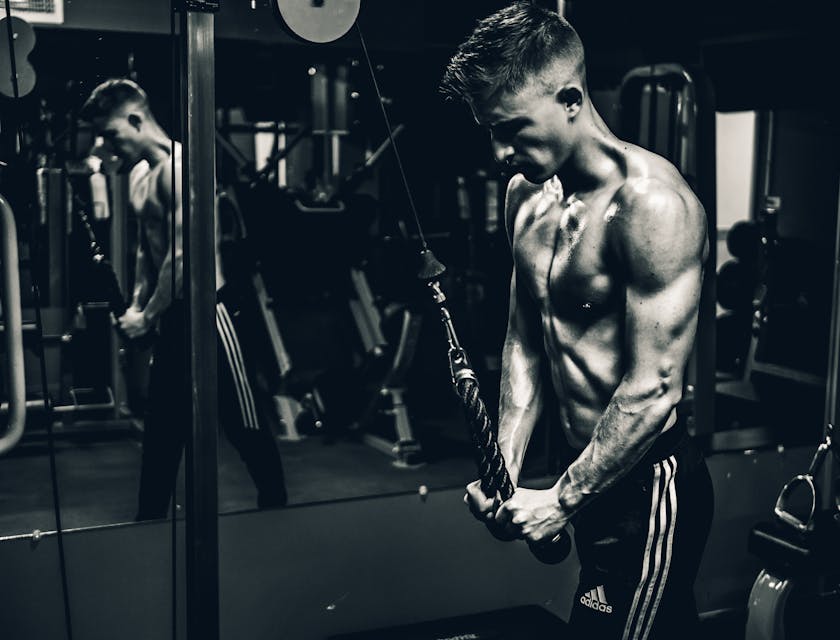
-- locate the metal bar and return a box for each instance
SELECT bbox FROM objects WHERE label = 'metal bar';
[758,110,775,202]
[692,70,717,438]
[252,272,293,377]
[1,398,115,414]
[180,7,219,640]
[820,178,840,510]
[350,268,387,349]
[218,122,301,134]
[42,169,65,307]
[0,194,26,455]
[638,83,651,148]
[667,80,679,164]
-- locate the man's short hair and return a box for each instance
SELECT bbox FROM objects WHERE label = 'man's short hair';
[80,78,150,122]
[440,2,585,106]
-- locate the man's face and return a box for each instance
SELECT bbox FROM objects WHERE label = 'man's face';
[471,81,574,184]
[91,110,143,166]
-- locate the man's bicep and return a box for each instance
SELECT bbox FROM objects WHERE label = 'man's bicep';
[157,167,184,253]
[624,264,702,382]
[614,180,707,356]
[134,224,150,278]
[616,183,706,392]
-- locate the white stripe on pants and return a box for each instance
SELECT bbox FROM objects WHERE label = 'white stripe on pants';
[622,456,678,640]
[216,301,259,430]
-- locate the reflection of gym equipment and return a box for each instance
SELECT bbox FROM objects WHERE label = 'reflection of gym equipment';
[311,75,425,466]
[0,151,159,452]
[254,201,426,466]
[217,55,426,465]
[215,121,311,191]
[216,188,324,441]
[0,17,75,633]
[292,59,399,213]
[0,194,26,454]
[2,18,148,426]
[216,129,333,438]
[347,265,425,467]
[0,15,36,99]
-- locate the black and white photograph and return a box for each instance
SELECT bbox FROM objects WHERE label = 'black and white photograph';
[1,1,838,638]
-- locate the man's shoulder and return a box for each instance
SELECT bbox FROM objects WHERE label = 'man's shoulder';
[505,173,556,219]
[502,173,542,239]
[129,159,152,185]
[616,145,702,209]
[616,176,691,214]
[609,168,708,272]
[506,173,542,203]
[613,164,705,235]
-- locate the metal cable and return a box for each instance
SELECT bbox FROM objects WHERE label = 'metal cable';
[3,1,75,633]
[354,23,427,249]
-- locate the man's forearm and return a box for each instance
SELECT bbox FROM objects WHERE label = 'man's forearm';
[497,343,545,487]
[132,269,151,309]
[131,243,151,309]
[498,397,542,488]
[553,384,680,516]
[143,254,182,323]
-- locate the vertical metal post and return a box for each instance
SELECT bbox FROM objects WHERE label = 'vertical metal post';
[311,64,331,193]
[820,180,840,510]
[692,71,717,439]
[754,110,775,212]
[180,2,219,639]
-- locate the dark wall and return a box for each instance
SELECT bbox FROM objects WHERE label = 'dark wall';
[20,0,840,172]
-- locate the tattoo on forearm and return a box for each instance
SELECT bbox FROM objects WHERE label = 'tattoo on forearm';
[559,391,674,512]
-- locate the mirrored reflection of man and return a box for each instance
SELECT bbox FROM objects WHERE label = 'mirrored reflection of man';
[80,78,287,520]
[442,4,714,638]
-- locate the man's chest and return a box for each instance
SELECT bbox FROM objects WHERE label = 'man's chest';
[513,189,619,313]
[130,171,167,231]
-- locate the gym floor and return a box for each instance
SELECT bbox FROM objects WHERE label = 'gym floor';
[0,402,824,640]
[0,411,478,537]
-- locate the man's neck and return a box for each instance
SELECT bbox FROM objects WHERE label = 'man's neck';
[555,113,623,196]
[142,128,175,167]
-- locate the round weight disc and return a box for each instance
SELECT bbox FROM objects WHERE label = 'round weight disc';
[276,0,361,44]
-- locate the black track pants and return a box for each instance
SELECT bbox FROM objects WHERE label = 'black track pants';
[567,421,714,640]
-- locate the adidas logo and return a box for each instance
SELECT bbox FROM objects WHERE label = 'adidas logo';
[580,585,613,614]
